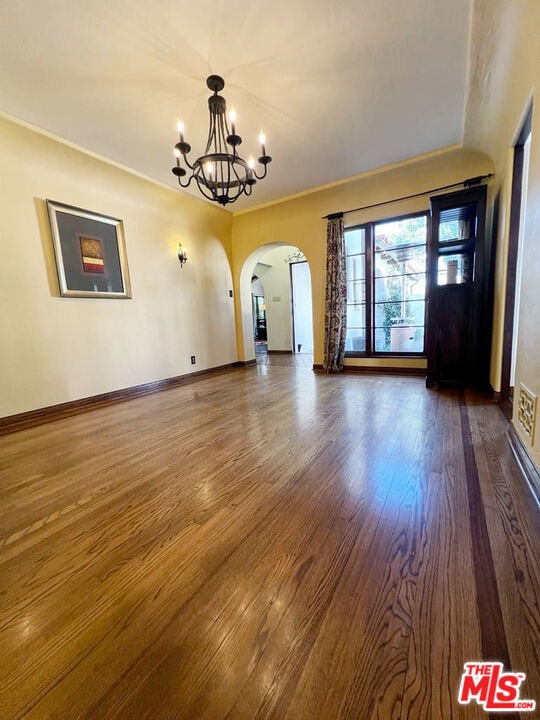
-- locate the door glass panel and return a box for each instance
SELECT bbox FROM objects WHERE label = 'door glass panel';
[438,203,477,242]
[437,253,472,285]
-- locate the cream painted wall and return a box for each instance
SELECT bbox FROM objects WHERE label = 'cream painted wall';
[0,115,236,417]
[464,0,540,466]
[231,147,492,366]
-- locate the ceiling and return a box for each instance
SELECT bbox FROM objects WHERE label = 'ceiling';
[0,0,471,211]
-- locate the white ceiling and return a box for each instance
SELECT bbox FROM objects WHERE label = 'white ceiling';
[0,0,471,211]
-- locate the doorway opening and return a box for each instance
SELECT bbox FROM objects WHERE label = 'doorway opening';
[290,261,314,354]
[500,103,532,414]
[242,244,313,366]
[251,274,267,356]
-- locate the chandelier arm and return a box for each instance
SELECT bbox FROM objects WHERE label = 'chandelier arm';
[177,174,195,189]
[182,156,195,171]
[253,164,268,181]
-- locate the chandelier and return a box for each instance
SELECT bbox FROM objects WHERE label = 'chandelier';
[172,75,272,206]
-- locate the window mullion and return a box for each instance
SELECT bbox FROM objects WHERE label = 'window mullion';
[365,223,374,355]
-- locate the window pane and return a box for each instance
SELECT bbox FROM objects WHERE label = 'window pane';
[347,303,366,328]
[344,214,427,356]
[374,299,425,328]
[345,228,365,255]
[345,328,366,353]
[347,279,365,304]
[345,227,367,354]
[374,215,427,249]
[374,244,426,278]
[374,272,426,304]
[346,254,365,282]
[374,325,424,353]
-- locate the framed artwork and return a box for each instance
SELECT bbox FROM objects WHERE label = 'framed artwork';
[46,200,132,298]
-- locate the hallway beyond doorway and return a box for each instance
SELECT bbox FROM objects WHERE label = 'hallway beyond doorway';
[255,342,314,368]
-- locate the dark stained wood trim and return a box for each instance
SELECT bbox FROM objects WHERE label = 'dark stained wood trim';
[459,394,511,669]
[313,363,425,376]
[507,423,540,506]
[0,361,255,436]
[365,222,374,355]
[500,146,524,402]
[267,350,293,355]
[500,103,533,402]
[343,365,426,376]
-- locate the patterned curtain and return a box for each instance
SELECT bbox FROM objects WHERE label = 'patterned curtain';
[323,214,347,373]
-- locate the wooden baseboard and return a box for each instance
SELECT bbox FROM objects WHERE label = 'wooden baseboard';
[312,363,426,376]
[0,361,255,436]
[343,365,426,377]
[507,423,540,506]
[267,350,293,355]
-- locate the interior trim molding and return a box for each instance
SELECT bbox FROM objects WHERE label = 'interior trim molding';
[507,423,540,506]
[267,350,293,355]
[344,365,425,376]
[0,361,255,436]
[312,363,425,376]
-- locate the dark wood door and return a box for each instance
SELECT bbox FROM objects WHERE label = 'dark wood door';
[426,186,489,388]
[428,284,472,385]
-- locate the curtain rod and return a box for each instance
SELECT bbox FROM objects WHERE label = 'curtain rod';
[322,173,494,220]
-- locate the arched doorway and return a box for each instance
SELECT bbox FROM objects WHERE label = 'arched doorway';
[239,243,313,363]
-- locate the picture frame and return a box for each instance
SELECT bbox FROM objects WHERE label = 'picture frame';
[46,200,132,299]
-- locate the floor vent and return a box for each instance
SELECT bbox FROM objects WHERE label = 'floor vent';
[518,384,537,444]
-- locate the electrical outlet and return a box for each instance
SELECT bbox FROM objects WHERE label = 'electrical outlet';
[191,355,196,365]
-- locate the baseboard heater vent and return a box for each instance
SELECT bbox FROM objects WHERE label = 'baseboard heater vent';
[518,383,537,444]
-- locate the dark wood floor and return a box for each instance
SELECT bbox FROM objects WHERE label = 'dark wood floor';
[1,366,539,719]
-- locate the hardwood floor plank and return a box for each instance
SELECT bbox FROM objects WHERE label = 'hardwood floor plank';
[401,392,483,719]
[0,368,538,719]
[465,393,540,713]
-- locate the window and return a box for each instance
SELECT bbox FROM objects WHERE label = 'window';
[345,212,428,355]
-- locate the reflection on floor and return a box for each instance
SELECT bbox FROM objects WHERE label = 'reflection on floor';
[2,369,538,718]
[255,342,314,368]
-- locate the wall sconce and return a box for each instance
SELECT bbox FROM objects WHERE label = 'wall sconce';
[178,243,188,267]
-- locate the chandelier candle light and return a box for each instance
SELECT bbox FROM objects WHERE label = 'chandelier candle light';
[172,75,272,206]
